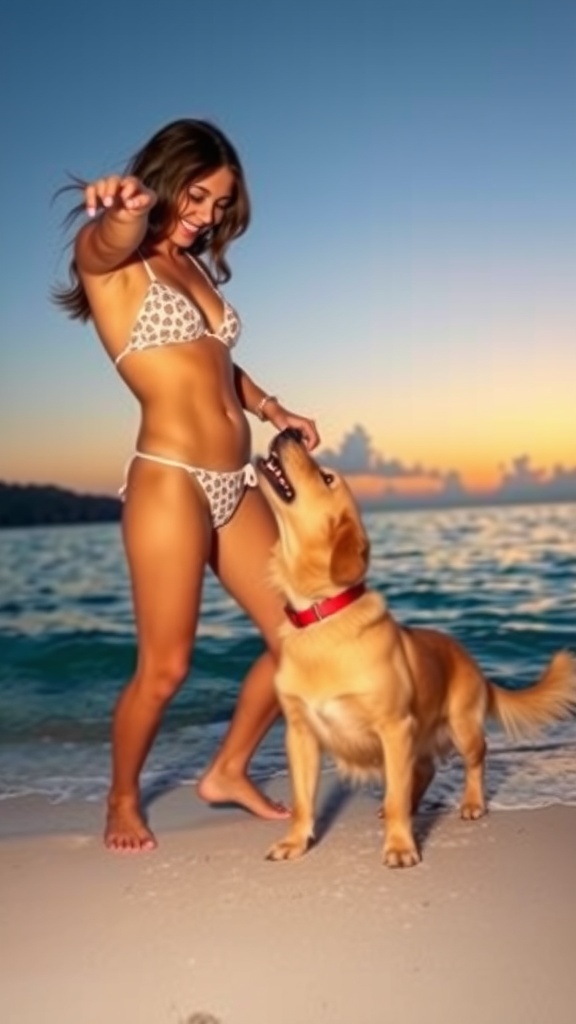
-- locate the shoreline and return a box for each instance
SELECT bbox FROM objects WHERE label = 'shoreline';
[2,778,576,1024]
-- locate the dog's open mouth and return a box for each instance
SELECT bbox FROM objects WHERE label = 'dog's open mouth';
[257,447,295,503]
[257,429,335,503]
[256,429,308,502]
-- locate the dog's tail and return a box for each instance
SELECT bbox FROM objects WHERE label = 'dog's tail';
[487,650,576,741]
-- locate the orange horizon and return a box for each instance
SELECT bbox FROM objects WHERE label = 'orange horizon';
[1,451,574,501]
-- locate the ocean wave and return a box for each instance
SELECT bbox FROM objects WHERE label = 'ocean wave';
[1,720,575,811]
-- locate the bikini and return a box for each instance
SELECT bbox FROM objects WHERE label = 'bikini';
[117,253,257,528]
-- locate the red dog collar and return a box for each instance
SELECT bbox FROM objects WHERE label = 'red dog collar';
[284,583,366,629]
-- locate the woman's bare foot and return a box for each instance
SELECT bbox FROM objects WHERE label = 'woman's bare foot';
[197,769,291,820]
[105,797,157,853]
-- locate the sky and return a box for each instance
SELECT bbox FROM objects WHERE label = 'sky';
[2,0,575,507]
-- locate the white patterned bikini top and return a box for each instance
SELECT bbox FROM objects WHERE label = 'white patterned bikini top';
[114,252,241,366]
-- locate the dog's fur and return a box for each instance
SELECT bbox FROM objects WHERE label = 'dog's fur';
[257,432,576,867]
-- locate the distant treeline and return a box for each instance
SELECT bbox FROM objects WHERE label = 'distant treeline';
[0,482,121,528]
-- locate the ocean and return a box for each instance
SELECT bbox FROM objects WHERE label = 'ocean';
[1,502,575,812]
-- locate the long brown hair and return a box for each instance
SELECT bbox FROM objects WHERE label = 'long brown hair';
[53,119,251,321]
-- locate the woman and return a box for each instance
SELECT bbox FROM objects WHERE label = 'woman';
[54,118,319,852]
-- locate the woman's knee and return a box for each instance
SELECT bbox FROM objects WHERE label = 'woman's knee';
[134,650,191,705]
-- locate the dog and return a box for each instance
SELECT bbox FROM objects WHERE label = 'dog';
[257,429,576,867]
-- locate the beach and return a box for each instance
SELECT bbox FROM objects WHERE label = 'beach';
[1,776,575,1024]
[2,507,575,1022]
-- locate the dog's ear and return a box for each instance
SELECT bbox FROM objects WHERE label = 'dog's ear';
[330,512,370,586]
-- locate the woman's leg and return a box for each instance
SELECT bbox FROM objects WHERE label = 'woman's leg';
[106,460,212,852]
[197,487,290,819]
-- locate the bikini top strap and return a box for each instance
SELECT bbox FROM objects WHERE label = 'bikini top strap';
[137,249,156,281]
[186,252,214,287]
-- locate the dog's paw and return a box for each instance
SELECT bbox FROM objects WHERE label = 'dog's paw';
[460,801,486,821]
[265,834,312,861]
[383,843,421,869]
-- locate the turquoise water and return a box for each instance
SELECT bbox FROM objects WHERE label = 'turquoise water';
[0,502,575,807]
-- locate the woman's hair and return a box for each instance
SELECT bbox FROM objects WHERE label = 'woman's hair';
[53,119,251,321]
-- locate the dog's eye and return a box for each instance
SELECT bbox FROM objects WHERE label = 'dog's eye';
[320,471,335,486]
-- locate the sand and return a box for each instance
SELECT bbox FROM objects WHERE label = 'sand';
[1,774,575,1024]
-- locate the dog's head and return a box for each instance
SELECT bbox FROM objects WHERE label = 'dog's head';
[257,429,370,602]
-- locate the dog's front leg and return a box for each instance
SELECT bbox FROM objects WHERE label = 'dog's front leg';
[266,701,320,862]
[378,715,420,868]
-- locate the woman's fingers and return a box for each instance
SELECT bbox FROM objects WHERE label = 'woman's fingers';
[84,176,156,217]
[303,419,320,450]
[281,413,320,450]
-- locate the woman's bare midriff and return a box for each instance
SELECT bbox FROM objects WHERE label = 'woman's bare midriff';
[118,335,252,469]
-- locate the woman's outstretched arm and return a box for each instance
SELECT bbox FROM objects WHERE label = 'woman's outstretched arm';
[75,176,157,276]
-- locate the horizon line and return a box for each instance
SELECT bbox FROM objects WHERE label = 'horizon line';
[2,478,575,517]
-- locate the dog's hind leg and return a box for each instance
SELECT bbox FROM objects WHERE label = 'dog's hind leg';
[449,717,487,820]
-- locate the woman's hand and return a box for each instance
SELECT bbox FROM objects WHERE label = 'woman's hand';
[76,175,158,274]
[84,175,157,220]
[266,401,320,451]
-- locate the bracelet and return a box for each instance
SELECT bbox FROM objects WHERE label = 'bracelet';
[255,394,278,422]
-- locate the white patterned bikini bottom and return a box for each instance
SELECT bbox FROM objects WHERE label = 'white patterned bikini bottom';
[119,450,258,528]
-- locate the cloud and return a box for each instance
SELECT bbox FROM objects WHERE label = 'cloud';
[437,470,467,496]
[498,454,546,488]
[317,425,576,508]
[496,456,576,503]
[317,424,433,479]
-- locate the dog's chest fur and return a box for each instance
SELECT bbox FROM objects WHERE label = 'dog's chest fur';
[275,614,393,774]
[298,694,385,772]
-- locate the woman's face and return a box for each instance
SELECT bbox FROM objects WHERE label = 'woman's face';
[172,165,236,247]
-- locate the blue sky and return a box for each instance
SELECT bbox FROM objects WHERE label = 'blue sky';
[2,0,575,505]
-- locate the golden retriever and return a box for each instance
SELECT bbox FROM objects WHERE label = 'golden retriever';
[257,429,576,868]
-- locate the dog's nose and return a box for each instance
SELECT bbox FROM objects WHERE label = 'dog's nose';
[279,427,303,444]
